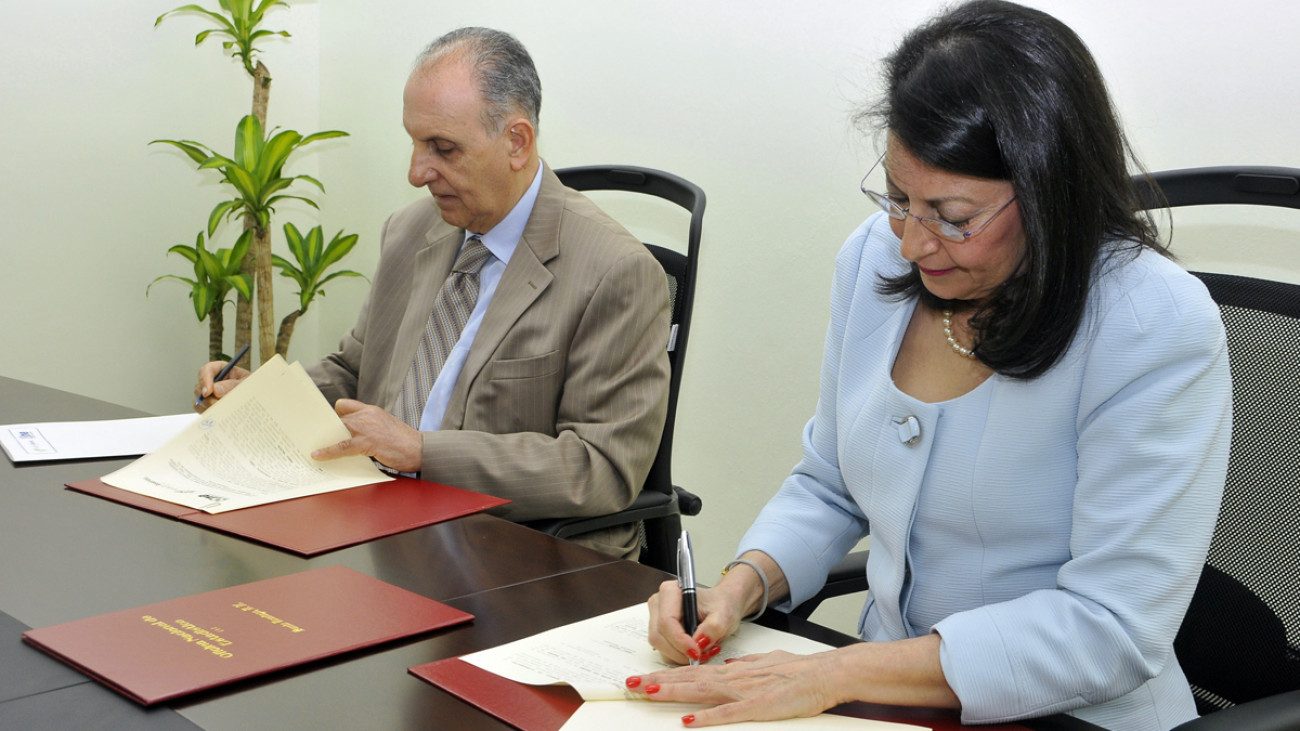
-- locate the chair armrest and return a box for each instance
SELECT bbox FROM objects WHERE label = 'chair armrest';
[524,489,677,540]
[1172,690,1300,731]
[675,485,703,516]
[787,550,870,619]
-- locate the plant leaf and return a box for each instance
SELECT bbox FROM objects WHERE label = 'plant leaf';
[316,270,366,287]
[270,253,301,276]
[248,29,291,42]
[147,273,198,297]
[207,199,243,235]
[156,5,235,32]
[224,165,259,204]
[225,273,254,301]
[304,225,324,270]
[166,243,200,264]
[229,228,254,267]
[265,194,319,210]
[318,232,360,271]
[255,129,302,182]
[197,246,224,279]
[294,173,326,192]
[193,28,234,46]
[150,138,212,165]
[281,221,306,264]
[234,115,264,172]
[193,283,216,320]
[198,152,238,169]
[299,130,349,147]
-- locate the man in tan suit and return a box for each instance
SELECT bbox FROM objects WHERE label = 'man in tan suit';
[197,28,670,558]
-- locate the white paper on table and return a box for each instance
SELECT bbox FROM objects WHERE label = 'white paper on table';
[561,701,927,731]
[0,414,198,463]
[461,603,837,701]
[100,355,391,513]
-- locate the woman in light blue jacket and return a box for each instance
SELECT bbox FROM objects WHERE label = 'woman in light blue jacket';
[633,2,1231,729]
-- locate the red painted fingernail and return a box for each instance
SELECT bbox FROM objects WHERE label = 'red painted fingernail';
[645,684,661,694]
[723,657,736,664]
[686,648,699,660]
[696,635,711,649]
[682,714,696,726]
[626,677,641,688]
[706,645,722,658]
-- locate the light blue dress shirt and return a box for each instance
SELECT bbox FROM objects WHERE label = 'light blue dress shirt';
[738,212,1231,730]
[417,166,544,431]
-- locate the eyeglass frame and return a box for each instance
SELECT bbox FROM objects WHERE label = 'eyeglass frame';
[859,156,1017,243]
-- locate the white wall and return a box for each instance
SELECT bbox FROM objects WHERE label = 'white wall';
[3,1,1298,634]
[0,0,326,411]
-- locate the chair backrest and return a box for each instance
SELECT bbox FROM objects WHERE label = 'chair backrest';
[556,165,705,565]
[1135,167,1300,714]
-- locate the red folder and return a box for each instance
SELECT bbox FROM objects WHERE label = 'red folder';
[411,657,579,731]
[24,565,473,706]
[410,657,1036,731]
[67,476,509,556]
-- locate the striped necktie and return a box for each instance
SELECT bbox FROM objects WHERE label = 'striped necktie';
[393,236,493,428]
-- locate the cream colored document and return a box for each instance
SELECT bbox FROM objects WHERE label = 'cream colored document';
[562,701,924,730]
[464,603,834,700]
[464,603,926,730]
[101,355,391,513]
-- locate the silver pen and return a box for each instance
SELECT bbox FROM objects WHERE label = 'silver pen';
[677,529,699,665]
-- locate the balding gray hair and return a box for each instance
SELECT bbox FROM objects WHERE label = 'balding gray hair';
[415,27,542,135]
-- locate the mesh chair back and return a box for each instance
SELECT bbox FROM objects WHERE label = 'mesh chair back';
[1136,168,1300,714]
[642,244,689,499]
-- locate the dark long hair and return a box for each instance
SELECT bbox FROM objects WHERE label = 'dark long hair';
[870,0,1163,378]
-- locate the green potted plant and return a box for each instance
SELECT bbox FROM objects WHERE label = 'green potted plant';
[149,0,364,363]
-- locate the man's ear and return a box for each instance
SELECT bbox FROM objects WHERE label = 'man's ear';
[505,118,536,171]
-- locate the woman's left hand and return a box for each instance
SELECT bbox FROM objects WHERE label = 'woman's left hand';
[627,650,843,727]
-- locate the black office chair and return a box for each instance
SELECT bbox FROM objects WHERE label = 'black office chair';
[1133,167,1300,730]
[792,166,1300,730]
[524,165,705,573]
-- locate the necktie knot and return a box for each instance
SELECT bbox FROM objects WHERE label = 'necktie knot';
[454,236,492,274]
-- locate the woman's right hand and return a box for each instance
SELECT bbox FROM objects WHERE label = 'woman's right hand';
[648,555,775,666]
[648,581,742,665]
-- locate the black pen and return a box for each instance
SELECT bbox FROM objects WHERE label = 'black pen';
[197,343,250,406]
[677,529,699,665]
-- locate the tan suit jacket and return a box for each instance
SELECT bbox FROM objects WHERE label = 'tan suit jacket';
[307,165,671,557]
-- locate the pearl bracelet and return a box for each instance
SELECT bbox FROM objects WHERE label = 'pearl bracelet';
[722,559,770,622]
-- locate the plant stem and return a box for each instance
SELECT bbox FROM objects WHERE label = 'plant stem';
[209,303,225,361]
[253,225,275,364]
[276,309,303,358]
[251,61,270,129]
[251,60,276,363]
[235,246,253,356]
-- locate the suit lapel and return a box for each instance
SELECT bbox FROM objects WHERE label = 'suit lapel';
[440,165,564,428]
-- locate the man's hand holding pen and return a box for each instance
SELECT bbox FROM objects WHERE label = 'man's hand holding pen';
[194,343,251,411]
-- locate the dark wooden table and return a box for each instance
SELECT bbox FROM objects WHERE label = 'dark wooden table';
[0,377,1100,730]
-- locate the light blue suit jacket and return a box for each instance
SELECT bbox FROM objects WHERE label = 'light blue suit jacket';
[739,213,1231,730]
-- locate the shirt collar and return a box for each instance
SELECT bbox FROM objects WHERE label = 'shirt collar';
[465,165,543,263]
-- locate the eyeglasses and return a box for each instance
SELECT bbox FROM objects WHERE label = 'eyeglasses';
[860,160,1017,243]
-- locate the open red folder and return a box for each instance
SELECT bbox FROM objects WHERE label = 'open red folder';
[25,565,473,706]
[410,657,1036,731]
[67,476,508,556]
[411,657,579,731]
